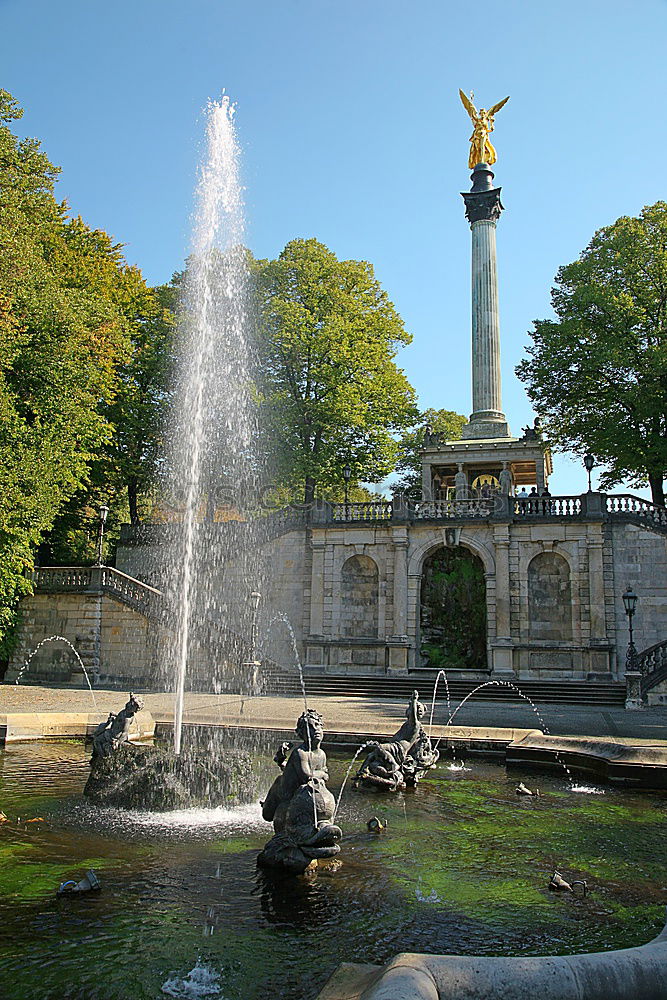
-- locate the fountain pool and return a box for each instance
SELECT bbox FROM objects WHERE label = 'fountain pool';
[1,740,666,1000]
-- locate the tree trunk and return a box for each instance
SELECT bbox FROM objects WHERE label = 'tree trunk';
[648,470,665,507]
[304,476,316,505]
[128,479,140,525]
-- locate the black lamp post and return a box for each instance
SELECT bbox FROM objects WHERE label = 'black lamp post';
[583,454,595,492]
[622,585,639,672]
[95,504,109,567]
[343,463,352,520]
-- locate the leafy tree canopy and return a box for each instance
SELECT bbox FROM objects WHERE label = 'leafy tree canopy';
[0,89,157,626]
[517,203,667,505]
[393,407,467,500]
[252,238,418,502]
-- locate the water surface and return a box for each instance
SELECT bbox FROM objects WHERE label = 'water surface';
[1,741,665,1000]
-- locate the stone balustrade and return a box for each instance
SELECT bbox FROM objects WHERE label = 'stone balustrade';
[114,491,666,541]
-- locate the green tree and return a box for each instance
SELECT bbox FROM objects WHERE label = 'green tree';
[393,407,468,500]
[252,238,418,502]
[105,281,177,524]
[517,203,667,505]
[0,90,153,623]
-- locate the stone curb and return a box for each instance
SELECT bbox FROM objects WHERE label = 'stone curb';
[0,710,155,743]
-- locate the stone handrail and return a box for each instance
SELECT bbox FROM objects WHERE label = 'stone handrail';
[32,566,95,590]
[513,495,583,517]
[640,639,667,696]
[331,502,393,521]
[606,494,667,530]
[114,491,666,533]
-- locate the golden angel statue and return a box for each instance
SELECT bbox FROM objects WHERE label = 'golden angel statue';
[459,90,509,169]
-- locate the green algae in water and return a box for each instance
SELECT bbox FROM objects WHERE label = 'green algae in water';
[1,743,667,1000]
[370,768,667,953]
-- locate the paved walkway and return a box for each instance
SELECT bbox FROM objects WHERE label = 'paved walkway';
[2,683,667,743]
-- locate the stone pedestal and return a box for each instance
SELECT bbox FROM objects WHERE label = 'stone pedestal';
[625,671,644,711]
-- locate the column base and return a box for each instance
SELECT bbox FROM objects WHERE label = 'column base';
[461,417,511,440]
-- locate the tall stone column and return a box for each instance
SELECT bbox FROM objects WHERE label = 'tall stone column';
[461,164,510,439]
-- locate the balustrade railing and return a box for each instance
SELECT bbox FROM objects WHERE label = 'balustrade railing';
[331,501,392,521]
[33,566,93,590]
[512,495,583,517]
[606,495,667,529]
[639,639,667,696]
[414,498,495,519]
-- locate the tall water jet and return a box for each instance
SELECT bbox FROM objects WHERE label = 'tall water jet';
[163,97,261,755]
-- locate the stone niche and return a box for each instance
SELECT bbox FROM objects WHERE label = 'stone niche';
[340,555,379,638]
[528,552,573,641]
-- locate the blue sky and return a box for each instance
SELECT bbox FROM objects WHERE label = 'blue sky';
[2,0,665,495]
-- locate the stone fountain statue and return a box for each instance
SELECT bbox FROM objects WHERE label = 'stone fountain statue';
[353,690,439,791]
[258,708,342,876]
[84,692,253,811]
[91,693,144,758]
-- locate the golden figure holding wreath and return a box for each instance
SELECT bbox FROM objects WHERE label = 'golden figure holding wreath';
[459,90,509,169]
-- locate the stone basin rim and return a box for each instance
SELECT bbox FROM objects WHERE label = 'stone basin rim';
[317,911,667,1000]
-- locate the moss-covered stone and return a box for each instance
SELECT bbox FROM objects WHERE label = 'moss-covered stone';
[83,742,254,810]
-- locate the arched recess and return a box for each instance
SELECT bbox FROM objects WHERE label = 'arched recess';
[419,546,487,668]
[528,551,573,640]
[408,531,495,580]
[341,555,379,638]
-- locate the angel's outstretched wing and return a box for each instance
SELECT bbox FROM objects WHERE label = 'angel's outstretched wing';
[487,96,510,117]
[459,89,477,120]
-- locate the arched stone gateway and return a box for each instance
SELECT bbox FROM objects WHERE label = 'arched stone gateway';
[419,546,487,669]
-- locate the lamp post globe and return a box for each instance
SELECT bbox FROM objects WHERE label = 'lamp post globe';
[583,454,595,493]
[95,504,110,567]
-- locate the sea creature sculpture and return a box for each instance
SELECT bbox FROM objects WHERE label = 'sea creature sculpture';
[258,709,342,875]
[353,691,439,791]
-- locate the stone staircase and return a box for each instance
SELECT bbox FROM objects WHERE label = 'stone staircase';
[260,669,626,705]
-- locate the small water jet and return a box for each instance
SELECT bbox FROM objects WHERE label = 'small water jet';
[437,679,576,787]
[427,669,452,736]
[15,635,98,710]
[260,612,309,710]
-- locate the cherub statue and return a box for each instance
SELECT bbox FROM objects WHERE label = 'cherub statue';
[258,708,342,875]
[459,89,510,169]
[91,693,144,759]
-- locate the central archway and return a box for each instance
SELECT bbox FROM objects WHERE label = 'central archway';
[420,545,487,669]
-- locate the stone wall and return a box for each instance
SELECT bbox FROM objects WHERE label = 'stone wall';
[10,513,666,691]
[609,522,667,666]
[7,592,157,686]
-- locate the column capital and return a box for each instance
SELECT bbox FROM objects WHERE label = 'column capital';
[461,164,504,225]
